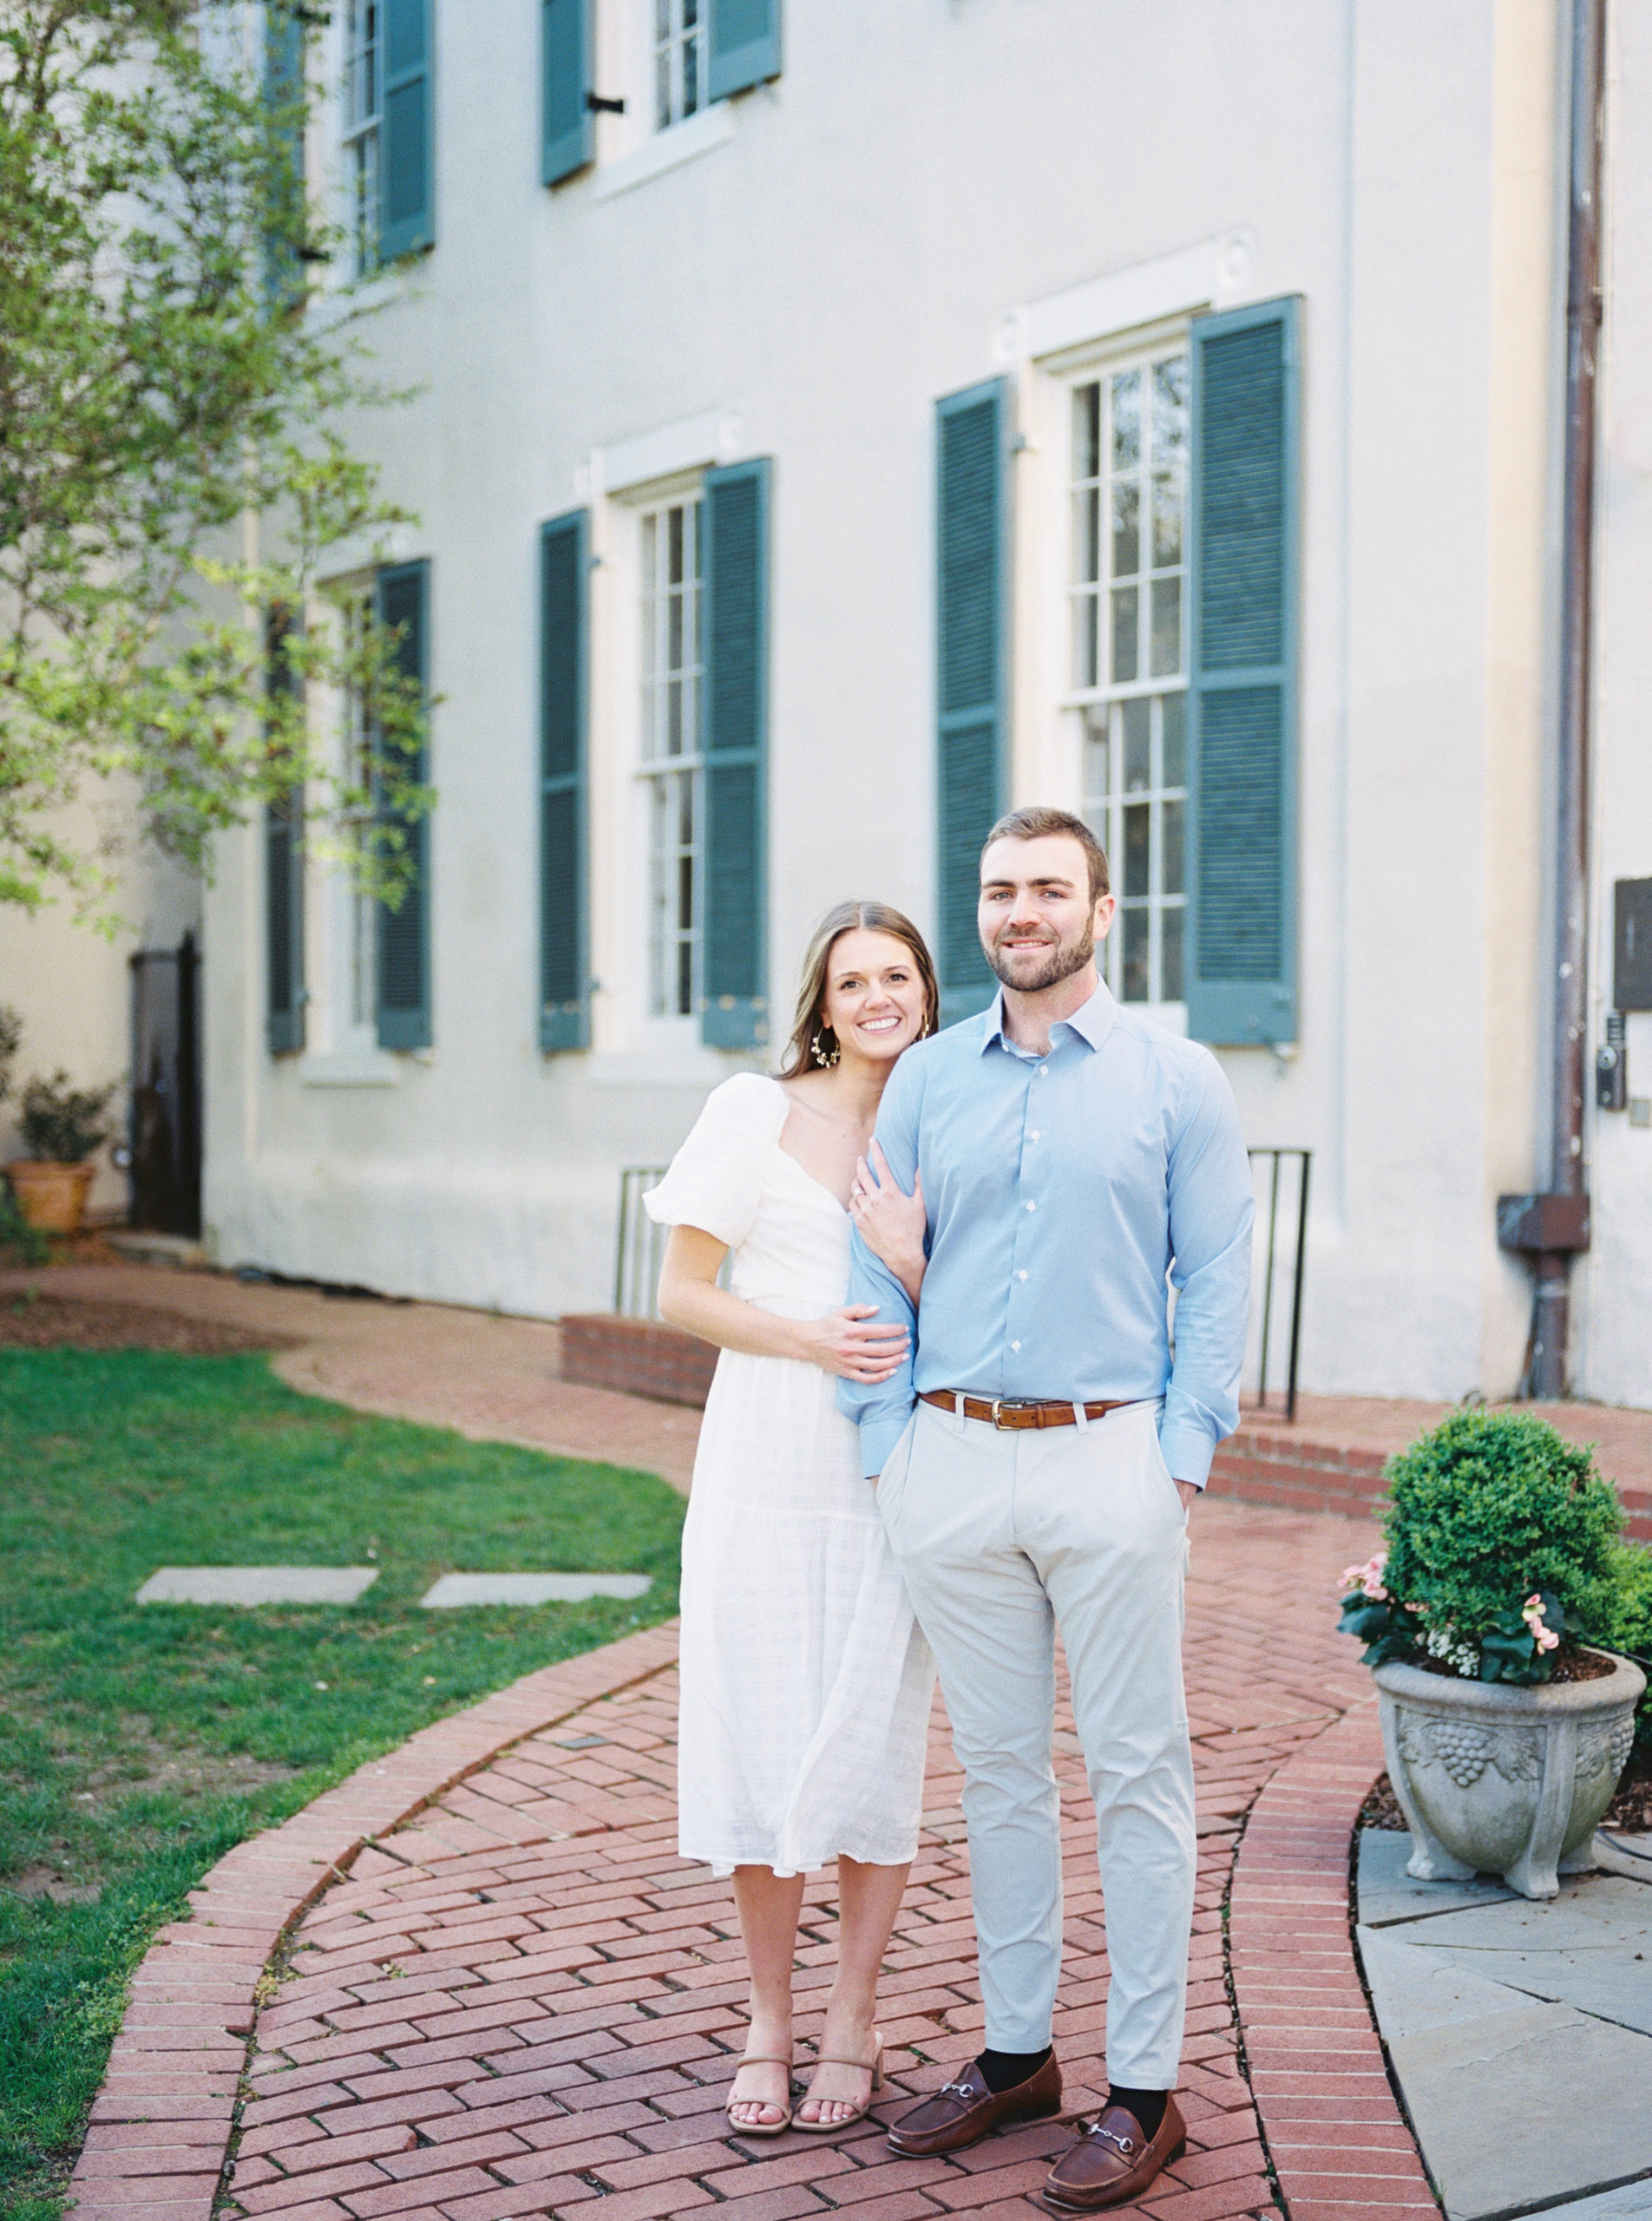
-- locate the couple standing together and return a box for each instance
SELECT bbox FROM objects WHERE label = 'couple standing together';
[646,805,1253,2211]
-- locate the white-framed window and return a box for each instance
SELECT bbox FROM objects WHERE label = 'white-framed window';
[652,0,705,131]
[639,495,705,1018]
[342,0,380,278]
[1069,347,1190,1006]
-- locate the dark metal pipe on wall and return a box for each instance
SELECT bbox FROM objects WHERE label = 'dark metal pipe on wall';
[1523,0,1607,1399]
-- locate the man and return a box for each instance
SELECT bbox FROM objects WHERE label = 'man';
[839,806,1252,2211]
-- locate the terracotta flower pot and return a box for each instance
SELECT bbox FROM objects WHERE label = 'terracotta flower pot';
[1373,1647,1646,1900]
[4,1160,97,1235]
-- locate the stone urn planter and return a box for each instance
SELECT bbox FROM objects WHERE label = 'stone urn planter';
[5,1159,96,1235]
[1374,1648,1645,1900]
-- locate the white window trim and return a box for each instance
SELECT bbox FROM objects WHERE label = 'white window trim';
[591,98,733,203]
[1027,327,1196,1025]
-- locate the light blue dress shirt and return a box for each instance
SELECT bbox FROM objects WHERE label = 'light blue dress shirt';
[837,979,1254,1486]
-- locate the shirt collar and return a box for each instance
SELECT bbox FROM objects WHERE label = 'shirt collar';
[981,976,1118,1055]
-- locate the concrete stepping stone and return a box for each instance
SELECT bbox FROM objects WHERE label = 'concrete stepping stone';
[1356,1826,1517,1924]
[136,1567,379,1605]
[1536,2182,1652,2218]
[416,1572,652,1607]
[1357,1830,1652,2220]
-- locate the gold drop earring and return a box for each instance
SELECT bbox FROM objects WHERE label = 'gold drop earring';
[810,1026,841,1068]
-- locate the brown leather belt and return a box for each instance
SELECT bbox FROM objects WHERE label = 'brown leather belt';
[919,1391,1143,1432]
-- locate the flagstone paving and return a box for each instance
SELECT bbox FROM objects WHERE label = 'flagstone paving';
[129,1497,1379,2221]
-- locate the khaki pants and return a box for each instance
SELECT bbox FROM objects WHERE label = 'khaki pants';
[877,1395,1195,2087]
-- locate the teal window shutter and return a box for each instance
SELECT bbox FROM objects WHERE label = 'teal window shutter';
[265,607,305,1054]
[701,458,770,1051]
[540,510,590,1052]
[707,0,782,100]
[935,377,1010,1027]
[1186,297,1301,1046]
[375,560,432,1051]
[379,0,433,259]
[541,0,593,186]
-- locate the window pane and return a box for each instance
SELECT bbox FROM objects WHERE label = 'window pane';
[1122,906,1149,1001]
[1151,356,1188,465]
[667,506,684,586]
[1122,696,1150,791]
[1074,488,1099,585]
[1073,383,1100,482]
[1084,704,1110,802]
[1111,586,1138,684]
[1162,798,1185,895]
[1111,479,1139,580]
[666,677,682,755]
[1160,691,1187,787]
[1111,370,1141,471]
[655,49,672,131]
[656,0,671,37]
[1072,592,1098,690]
[1149,576,1182,677]
[1161,904,1185,1003]
[684,32,698,114]
[1151,472,1182,569]
[1124,802,1150,897]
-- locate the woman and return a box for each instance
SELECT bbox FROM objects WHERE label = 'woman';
[646,901,935,2136]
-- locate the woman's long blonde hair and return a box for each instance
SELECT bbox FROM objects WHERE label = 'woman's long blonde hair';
[777,901,940,1078]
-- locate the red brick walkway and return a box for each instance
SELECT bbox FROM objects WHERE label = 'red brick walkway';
[70,1498,1419,2221]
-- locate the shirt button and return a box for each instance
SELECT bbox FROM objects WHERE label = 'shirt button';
[1011,1340,1021,1352]
[1026,1200,1036,1211]
[1018,1269,1028,1281]
[1029,1130,1039,1140]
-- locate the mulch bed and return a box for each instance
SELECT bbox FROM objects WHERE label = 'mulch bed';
[0,1291,288,1355]
[1362,1747,1652,1835]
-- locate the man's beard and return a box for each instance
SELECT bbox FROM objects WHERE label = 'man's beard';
[987,918,1095,993]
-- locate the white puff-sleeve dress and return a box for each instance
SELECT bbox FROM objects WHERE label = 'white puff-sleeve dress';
[644,1072,934,1877]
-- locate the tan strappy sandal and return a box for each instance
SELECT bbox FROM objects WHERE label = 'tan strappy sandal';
[725,2052,795,2138]
[794,2035,885,2133]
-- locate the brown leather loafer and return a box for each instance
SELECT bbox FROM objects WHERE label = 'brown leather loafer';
[887,2053,1063,2156]
[1041,2094,1186,2211]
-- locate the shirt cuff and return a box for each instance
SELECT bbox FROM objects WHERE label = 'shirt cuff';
[1157,1416,1216,1490]
[859,1409,913,1480]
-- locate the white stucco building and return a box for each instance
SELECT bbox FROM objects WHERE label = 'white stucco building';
[200,0,1652,1409]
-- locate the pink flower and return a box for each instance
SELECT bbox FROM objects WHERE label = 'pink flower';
[1340,1554,1389,1602]
[1520,1595,1561,1654]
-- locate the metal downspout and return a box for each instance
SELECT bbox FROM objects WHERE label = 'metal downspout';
[1526,0,1606,1399]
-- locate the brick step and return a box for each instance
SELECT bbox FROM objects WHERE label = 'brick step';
[557,1314,1652,1542]
[559,1313,717,1406]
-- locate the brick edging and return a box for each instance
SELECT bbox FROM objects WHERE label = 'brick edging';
[66,1621,681,2221]
[1228,1697,1440,2221]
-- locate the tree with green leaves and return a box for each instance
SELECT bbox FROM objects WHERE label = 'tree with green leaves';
[0,0,429,927]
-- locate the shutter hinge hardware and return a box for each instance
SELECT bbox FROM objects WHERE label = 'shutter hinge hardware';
[585,93,626,114]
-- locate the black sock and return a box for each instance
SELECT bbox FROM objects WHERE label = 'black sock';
[1105,2085,1167,2139]
[974,2045,1052,2094]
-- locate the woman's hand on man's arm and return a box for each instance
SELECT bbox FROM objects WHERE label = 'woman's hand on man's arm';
[849,1141,928,1307]
[658,1224,908,1380]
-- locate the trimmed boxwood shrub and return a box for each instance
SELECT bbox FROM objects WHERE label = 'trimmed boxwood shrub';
[1340,1411,1629,1687]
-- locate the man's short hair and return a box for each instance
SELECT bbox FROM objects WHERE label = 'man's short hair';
[981,805,1111,905]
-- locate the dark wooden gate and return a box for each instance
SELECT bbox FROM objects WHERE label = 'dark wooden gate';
[128,934,200,1235]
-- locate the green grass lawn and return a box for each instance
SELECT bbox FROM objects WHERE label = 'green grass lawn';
[0,1347,685,2220]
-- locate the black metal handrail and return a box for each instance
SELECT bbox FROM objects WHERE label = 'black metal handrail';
[1248,1147,1311,1422]
[613,1167,669,1319]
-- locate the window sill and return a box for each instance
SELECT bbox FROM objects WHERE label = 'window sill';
[591,103,733,204]
[298,1050,403,1088]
